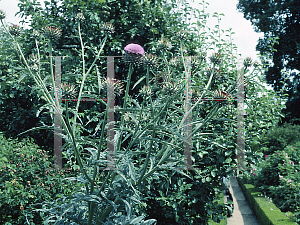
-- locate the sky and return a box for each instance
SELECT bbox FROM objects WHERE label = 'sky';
[1,0,263,61]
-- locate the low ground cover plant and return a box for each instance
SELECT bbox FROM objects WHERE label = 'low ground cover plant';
[0,132,82,224]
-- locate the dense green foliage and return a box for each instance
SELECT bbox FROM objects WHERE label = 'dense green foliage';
[258,123,300,155]
[0,26,53,151]
[237,0,300,125]
[0,0,287,224]
[0,132,81,224]
[242,141,300,224]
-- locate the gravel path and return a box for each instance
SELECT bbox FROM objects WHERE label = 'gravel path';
[227,176,260,225]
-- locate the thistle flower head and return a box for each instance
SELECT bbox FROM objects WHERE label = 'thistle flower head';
[31,30,40,39]
[76,12,85,22]
[244,57,252,69]
[176,29,187,40]
[139,85,152,97]
[162,81,178,95]
[123,43,145,67]
[143,53,158,68]
[43,26,62,40]
[152,71,170,87]
[157,37,172,51]
[209,53,222,65]
[213,90,232,105]
[0,10,6,20]
[62,83,77,99]
[102,78,124,96]
[101,22,115,34]
[192,52,206,66]
[9,24,21,37]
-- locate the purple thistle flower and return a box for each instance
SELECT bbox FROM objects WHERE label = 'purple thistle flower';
[124,44,145,55]
[123,43,145,67]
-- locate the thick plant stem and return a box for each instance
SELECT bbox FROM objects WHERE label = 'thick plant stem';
[179,66,215,129]
[65,102,92,184]
[137,126,156,185]
[88,111,107,225]
[73,22,107,132]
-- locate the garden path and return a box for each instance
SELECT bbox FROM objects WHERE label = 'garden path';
[227,176,260,225]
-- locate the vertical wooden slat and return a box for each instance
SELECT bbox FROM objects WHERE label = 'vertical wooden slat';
[237,65,246,172]
[184,56,193,170]
[54,56,62,168]
[107,56,115,169]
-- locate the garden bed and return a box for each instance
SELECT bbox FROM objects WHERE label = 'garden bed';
[236,176,297,225]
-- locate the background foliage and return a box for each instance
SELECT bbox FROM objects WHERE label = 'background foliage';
[237,0,300,125]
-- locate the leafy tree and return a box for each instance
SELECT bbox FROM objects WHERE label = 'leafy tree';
[237,0,300,124]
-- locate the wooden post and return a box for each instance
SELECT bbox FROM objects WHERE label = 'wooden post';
[184,56,193,170]
[54,56,62,168]
[107,56,115,169]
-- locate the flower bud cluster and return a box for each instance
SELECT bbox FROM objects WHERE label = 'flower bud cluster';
[0,10,5,20]
[209,53,222,65]
[101,22,115,34]
[43,26,62,40]
[9,25,22,37]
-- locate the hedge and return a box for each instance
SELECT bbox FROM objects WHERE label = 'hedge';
[237,176,297,225]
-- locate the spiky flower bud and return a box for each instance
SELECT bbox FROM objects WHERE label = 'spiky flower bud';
[143,53,158,68]
[9,25,21,37]
[162,81,178,95]
[101,22,115,34]
[32,30,40,39]
[123,43,145,67]
[192,52,206,66]
[214,90,232,105]
[157,37,172,51]
[62,83,77,99]
[76,12,85,22]
[176,29,187,40]
[209,53,222,65]
[102,78,124,96]
[139,85,152,97]
[28,54,39,71]
[152,71,170,87]
[43,26,62,40]
[0,10,6,20]
[253,61,260,67]
[244,57,252,69]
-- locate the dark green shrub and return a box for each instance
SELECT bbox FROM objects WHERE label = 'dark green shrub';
[142,170,228,225]
[0,133,82,224]
[259,123,300,155]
